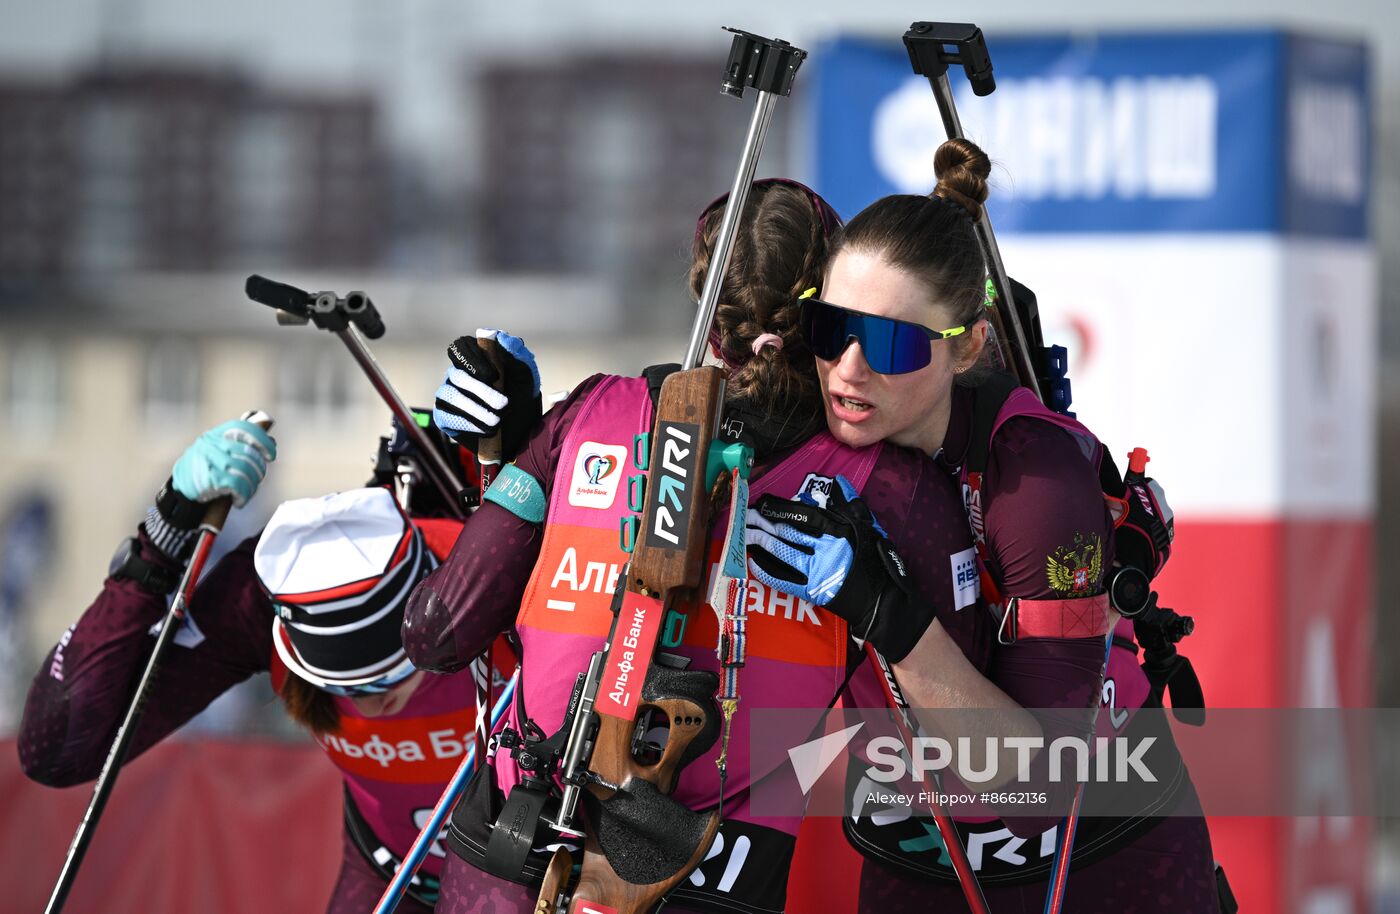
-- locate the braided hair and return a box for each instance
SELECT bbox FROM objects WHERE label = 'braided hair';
[689,181,832,430]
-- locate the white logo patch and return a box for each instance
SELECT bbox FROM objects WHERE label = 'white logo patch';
[567,442,629,509]
[950,546,980,611]
[798,473,835,508]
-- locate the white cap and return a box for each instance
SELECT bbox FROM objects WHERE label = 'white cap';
[255,488,429,687]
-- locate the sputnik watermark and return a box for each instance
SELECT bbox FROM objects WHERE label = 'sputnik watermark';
[863,734,1158,785]
[753,707,1386,819]
[864,789,1017,809]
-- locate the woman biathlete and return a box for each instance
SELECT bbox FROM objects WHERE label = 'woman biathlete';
[748,138,1221,912]
[402,178,985,914]
[18,406,531,912]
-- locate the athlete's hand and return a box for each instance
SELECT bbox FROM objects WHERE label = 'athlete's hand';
[1116,476,1174,578]
[432,329,542,461]
[171,419,278,507]
[745,475,932,661]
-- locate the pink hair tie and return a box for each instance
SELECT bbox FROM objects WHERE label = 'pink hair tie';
[752,333,784,355]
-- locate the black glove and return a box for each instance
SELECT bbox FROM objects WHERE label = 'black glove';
[432,330,542,461]
[745,475,931,662]
[1116,476,1173,579]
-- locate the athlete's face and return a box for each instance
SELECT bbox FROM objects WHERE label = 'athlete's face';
[815,249,981,455]
[350,670,426,718]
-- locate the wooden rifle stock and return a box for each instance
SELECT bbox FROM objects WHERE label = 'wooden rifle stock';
[550,368,725,914]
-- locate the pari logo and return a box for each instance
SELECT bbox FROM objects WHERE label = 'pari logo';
[645,421,700,551]
[568,442,629,509]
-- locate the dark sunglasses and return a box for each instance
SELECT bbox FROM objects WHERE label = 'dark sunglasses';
[798,289,977,375]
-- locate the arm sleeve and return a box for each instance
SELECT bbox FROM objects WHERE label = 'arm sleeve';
[842,451,991,707]
[982,417,1115,833]
[402,375,605,673]
[881,453,988,666]
[982,417,1113,706]
[17,531,272,787]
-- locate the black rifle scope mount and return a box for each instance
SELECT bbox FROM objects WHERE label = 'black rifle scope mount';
[721,27,807,98]
[904,22,996,96]
[245,274,385,340]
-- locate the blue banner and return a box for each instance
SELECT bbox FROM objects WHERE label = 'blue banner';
[809,30,1369,238]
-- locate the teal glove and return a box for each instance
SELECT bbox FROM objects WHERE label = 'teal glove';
[171,419,278,507]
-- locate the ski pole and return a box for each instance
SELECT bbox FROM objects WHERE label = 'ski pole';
[1040,631,1115,914]
[245,275,472,519]
[371,671,518,914]
[902,22,1043,401]
[43,411,274,914]
[866,646,991,914]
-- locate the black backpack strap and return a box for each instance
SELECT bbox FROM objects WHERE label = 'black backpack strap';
[344,787,441,906]
[642,363,681,408]
[1098,445,1127,499]
[965,371,1020,476]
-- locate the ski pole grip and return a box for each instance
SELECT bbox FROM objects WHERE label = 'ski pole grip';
[200,411,275,533]
[475,335,508,469]
[246,274,313,318]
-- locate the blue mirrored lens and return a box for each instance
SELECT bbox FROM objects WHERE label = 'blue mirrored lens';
[803,300,932,375]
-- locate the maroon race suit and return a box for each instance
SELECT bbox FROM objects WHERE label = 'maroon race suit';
[844,383,1220,913]
[17,514,487,914]
[403,373,985,914]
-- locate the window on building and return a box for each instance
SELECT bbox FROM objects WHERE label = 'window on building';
[230,110,302,265]
[75,102,144,272]
[4,338,62,432]
[275,344,359,427]
[142,340,201,428]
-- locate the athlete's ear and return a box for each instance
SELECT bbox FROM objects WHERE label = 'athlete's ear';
[954,320,989,373]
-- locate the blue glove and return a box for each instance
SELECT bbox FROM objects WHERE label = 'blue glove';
[433,329,542,460]
[745,475,929,661]
[171,419,277,507]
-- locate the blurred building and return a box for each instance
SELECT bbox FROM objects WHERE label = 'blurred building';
[0,55,745,705]
[0,64,390,279]
[474,52,795,284]
[0,268,669,722]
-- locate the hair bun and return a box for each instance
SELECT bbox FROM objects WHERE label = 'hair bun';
[931,137,991,220]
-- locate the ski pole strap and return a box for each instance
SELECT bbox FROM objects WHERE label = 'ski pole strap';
[998,594,1112,645]
[484,464,546,525]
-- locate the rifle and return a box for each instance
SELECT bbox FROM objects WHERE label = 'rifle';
[521,28,807,914]
[903,22,1073,416]
[244,275,480,516]
[244,276,503,874]
[901,24,1177,913]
